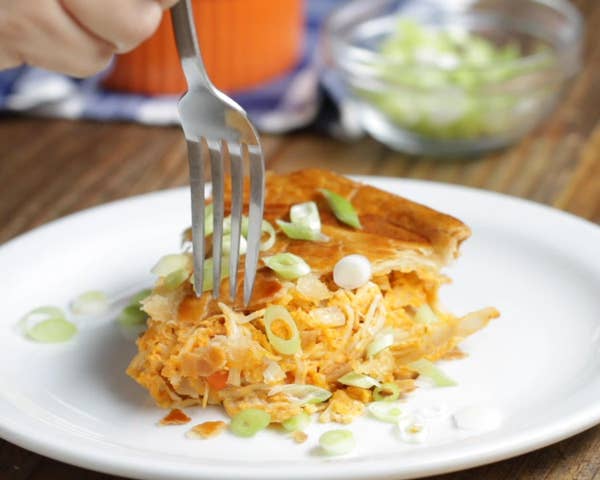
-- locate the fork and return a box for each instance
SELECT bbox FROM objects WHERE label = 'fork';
[171,0,265,304]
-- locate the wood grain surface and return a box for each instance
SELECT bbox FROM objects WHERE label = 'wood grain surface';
[0,0,599,478]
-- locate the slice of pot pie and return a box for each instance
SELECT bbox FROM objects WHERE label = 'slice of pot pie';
[127,169,499,424]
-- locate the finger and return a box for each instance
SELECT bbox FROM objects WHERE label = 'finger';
[60,0,168,53]
[4,0,115,77]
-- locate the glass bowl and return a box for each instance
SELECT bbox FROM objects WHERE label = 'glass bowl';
[322,0,583,156]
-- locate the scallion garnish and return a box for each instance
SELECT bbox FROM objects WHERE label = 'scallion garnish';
[373,383,401,402]
[409,359,457,387]
[198,256,229,292]
[70,290,109,316]
[263,253,311,280]
[263,305,301,355]
[150,254,190,277]
[268,384,332,404]
[281,412,311,432]
[222,233,248,256]
[319,188,361,229]
[366,329,394,358]
[117,305,147,326]
[117,289,151,340]
[319,429,355,456]
[414,304,439,325]
[290,201,322,231]
[258,220,277,251]
[338,372,381,389]
[164,269,190,290]
[367,401,404,423]
[230,408,271,437]
[20,306,77,343]
[276,220,328,242]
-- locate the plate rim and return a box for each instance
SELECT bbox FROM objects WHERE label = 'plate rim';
[1,176,599,480]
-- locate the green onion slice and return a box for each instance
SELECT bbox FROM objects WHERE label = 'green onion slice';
[409,359,457,387]
[151,254,190,277]
[373,383,401,402]
[320,189,362,229]
[70,290,109,316]
[319,429,355,456]
[222,233,248,256]
[130,289,151,305]
[258,220,277,251]
[20,306,77,343]
[117,305,147,326]
[290,201,321,231]
[367,401,404,423]
[276,220,329,242]
[164,269,190,290]
[414,304,439,325]
[281,412,311,432]
[197,256,230,292]
[338,372,381,389]
[263,305,301,355]
[230,408,271,437]
[203,203,214,237]
[27,318,78,343]
[268,384,332,404]
[263,253,311,280]
[366,328,394,358]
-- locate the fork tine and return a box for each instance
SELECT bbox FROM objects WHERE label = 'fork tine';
[208,139,225,298]
[228,143,244,300]
[243,144,265,305]
[187,139,205,296]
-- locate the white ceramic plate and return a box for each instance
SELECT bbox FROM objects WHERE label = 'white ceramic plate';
[1,177,599,480]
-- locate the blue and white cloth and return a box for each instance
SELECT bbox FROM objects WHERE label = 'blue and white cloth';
[0,0,345,134]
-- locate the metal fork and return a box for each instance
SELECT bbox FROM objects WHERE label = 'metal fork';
[171,0,265,304]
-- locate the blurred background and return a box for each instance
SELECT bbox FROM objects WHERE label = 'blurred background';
[0,0,597,225]
[0,0,599,478]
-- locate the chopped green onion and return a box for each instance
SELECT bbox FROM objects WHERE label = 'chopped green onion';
[263,253,311,280]
[20,306,77,343]
[221,233,248,256]
[214,215,275,252]
[367,401,404,423]
[319,189,361,229]
[268,384,332,404]
[366,329,394,358]
[164,269,190,290]
[198,256,230,292]
[230,408,271,437]
[70,290,109,316]
[319,429,355,456]
[409,359,457,387]
[290,201,321,231]
[263,305,301,355]
[27,318,78,343]
[117,305,147,326]
[203,203,214,236]
[259,220,277,251]
[338,372,381,389]
[130,289,151,305]
[151,254,190,277]
[414,304,439,325]
[276,220,328,242]
[373,383,401,402]
[281,412,310,432]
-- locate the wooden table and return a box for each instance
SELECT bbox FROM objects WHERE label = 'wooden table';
[1,1,599,479]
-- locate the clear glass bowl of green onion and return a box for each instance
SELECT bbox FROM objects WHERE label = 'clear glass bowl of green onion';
[322,0,583,156]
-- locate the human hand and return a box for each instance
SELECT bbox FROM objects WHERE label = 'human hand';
[0,0,178,77]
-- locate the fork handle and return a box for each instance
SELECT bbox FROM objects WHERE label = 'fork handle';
[170,0,213,89]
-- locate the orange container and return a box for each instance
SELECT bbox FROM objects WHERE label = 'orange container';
[103,0,304,95]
